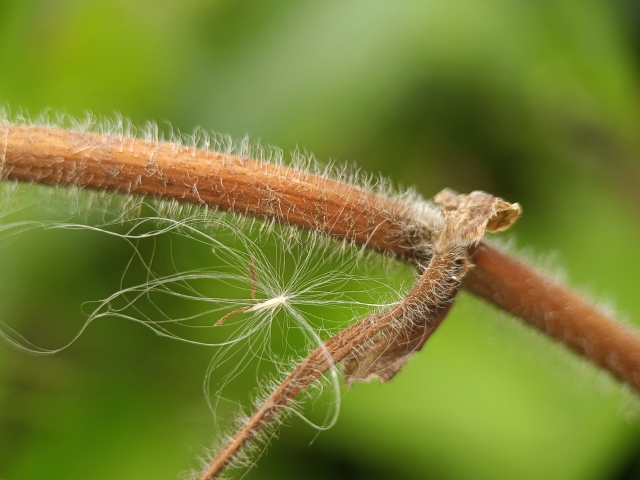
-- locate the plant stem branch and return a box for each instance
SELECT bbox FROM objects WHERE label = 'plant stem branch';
[1,125,422,257]
[3,124,640,387]
[463,243,640,390]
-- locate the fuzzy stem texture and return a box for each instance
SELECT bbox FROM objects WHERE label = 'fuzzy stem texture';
[1,125,421,256]
[464,244,640,390]
[2,125,640,390]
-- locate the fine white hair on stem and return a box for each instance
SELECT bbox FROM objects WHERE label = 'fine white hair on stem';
[0,105,441,212]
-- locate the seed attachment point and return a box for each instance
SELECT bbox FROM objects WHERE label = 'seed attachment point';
[248,295,288,312]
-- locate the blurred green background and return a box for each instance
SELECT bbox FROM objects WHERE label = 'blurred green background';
[3,0,640,478]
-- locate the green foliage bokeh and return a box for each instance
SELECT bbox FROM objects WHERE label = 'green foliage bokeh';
[2,1,640,479]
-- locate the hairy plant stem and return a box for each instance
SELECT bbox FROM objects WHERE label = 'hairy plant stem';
[3,124,640,475]
[464,244,640,390]
[2,125,640,388]
[1,125,422,256]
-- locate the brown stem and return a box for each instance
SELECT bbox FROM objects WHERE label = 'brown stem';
[2,126,640,385]
[1,125,424,258]
[463,243,640,390]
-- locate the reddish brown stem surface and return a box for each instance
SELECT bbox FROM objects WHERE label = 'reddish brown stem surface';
[1,125,422,257]
[3,124,640,391]
[464,243,640,390]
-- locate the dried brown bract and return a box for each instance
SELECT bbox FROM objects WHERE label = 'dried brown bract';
[343,189,520,386]
[434,188,522,250]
